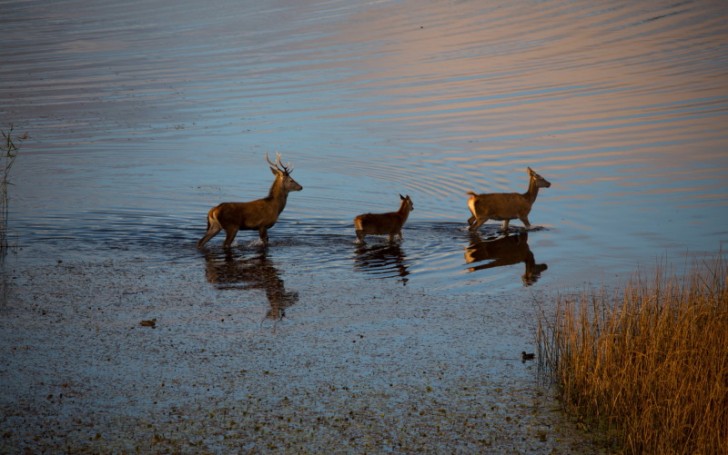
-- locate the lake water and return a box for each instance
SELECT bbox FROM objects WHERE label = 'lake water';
[1,0,727,451]
[3,0,726,294]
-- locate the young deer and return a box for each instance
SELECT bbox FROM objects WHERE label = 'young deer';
[467,167,551,233]
[354,194,414,244]
[197,153,302,249]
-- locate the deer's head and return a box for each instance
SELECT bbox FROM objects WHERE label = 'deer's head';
[399,194,414,212]
[267,153,303,192]
[527,167,551,189]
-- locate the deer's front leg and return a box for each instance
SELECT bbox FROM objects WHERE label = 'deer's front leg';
[519,215,531,230]
[258,227,269,245]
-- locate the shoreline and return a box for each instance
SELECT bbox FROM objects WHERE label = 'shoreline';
[0,253,602,453]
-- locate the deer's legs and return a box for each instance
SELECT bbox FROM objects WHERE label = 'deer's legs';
[197,224,222,249]
[258,227,269,246]
[501,219,510,232]
[355,230,366,244]
[223,226,239,248]
[519,216,531,230]
[469,216,487,232]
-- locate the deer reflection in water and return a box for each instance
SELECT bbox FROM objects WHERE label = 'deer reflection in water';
[354,243,410,285]
[465,231,547,286]
[203,250,298,321]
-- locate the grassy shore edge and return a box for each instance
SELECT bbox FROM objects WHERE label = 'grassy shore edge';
[538,255,728,454]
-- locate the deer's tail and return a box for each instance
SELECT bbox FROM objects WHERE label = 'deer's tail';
[197,206,223,249]
[206,206,222,230]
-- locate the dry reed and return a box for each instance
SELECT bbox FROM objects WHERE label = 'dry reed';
[538,256,728,454]
[0,125,24,252]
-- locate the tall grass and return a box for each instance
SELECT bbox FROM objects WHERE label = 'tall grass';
[538,256,728,454]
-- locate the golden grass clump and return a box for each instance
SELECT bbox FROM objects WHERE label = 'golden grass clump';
[538,256,728,454]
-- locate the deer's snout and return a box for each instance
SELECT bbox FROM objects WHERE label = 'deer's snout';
[288,180,303,191]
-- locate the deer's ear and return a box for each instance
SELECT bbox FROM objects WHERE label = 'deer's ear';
[400,194,405,200]
[270,166,280,176]
[527,167,534,175]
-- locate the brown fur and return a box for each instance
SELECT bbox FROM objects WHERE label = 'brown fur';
[197,155,302,249]
[354,195,413,243]
[467,167,551,232]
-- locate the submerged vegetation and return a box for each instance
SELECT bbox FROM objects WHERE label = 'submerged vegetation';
[538,255,728,454]
[1,125,25,251]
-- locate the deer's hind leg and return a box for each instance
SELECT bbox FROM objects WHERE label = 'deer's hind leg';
[354,217,366,244]
[467,197,480,229]
[469,216,487,232]
[197,221,222,249]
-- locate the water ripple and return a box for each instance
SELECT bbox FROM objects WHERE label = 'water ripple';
[2,0,727,291]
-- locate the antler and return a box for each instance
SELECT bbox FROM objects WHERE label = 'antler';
[265,152,293,174]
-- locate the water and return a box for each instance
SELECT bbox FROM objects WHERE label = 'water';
[1,1,727,450]
[4,0,726,294]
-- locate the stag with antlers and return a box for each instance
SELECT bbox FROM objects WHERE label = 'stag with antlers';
[197,153,303,249]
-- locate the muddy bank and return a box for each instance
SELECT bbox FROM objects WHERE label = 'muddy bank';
[0,253,603,453]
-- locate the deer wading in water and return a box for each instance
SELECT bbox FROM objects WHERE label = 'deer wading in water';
[467,167,551,233]
[197,153,302,249]
[354,195,414,244]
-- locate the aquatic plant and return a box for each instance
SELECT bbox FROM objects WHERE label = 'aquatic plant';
[538,255,728,454]
[1,125,26,251]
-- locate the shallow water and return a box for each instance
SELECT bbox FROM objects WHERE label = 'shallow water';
[1,1,727,450]
[3,0,727,295]
[2,0,727,290]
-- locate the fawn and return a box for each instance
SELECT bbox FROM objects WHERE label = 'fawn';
[354,195,414,244]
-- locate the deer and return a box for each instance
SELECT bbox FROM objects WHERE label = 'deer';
[354,194,414,244]
[467,167,551,233]
[196,153,302,249]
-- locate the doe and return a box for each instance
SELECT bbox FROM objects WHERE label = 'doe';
[197,153,302,249]
[354,194,414,244]
[467,167,551,233]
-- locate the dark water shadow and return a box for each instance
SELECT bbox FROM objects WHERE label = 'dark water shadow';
[465,231,548,286]
[353,243,410,285]
[202,248,298,321]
